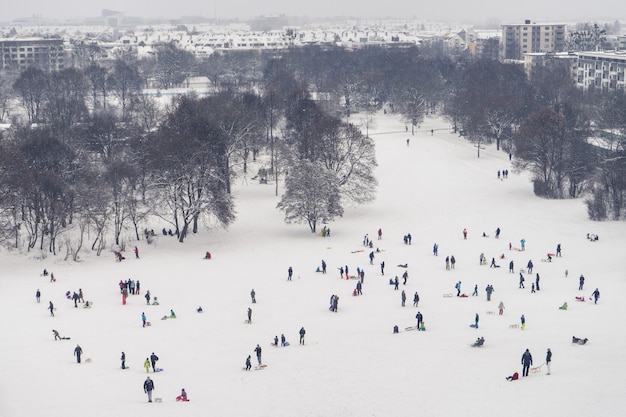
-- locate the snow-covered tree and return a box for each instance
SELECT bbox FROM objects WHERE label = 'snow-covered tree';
[277,160,343,233]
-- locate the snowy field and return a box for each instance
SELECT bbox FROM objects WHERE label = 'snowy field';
[1,112,625,417]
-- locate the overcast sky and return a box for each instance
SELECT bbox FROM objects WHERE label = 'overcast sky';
[2,0,623,24]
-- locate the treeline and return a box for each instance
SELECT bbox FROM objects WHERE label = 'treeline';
[0,43,625,255]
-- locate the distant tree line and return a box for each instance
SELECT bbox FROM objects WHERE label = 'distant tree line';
[1,40,625,255]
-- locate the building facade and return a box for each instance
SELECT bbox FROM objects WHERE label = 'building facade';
[0,38,66,71]
[501,20,566,61]
[576,50,626,91]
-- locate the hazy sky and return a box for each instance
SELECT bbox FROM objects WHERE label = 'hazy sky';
[2,0,623,23]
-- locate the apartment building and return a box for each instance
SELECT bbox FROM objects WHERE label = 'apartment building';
[576,50,626,91]
[501,20,566,61]
[0,38,65,71]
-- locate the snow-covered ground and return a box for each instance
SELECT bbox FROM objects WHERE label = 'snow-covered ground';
[1,112,625,417]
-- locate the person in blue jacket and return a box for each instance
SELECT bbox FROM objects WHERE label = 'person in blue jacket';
[521,349,533,377]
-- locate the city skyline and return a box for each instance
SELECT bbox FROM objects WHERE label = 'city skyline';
[2,0,624,24]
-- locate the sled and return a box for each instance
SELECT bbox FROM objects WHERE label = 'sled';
[443,293,454,297]
[519,268,526,273]
[486,311,495,315]
[146,322,152,326]
[155,368,164,372]
[85,358,92,363]
[575,296,585,302]
[351,250,365,253]
[509,324,519,329]
[254,364,267,370]
[531,363,544,373]
[154,398,162,403]
[405,326,417,331]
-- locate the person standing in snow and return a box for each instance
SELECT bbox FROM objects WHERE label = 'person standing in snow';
[394,276,399,290]
[401,290,406,307]
[556,243,562,257]
[413,292,420,307]
[145,291,151,305]
[495,227,501,239]
[49,301,55,316]
[287,266,293,281]
[433,243,438,256]
[486,284,494,301]
[520,314,526,330]
[321,260,327,274]
[144,358,151,373]
[520,239,526,251]
[474,313,479,329]
[402,271,408,285]
[579,275,585,290]
[380,261,385,275]
[445,256,450,270]
[519,273,525,289]
[250,289,256,303]
[527,260,533,273]
[416,312,424,330]
[455,281,461,296]
[521,349,533,377]
[369,251,375,265]
[463,228,468,239]
[378,228,383,240]
[142,312,147,327]
[299,327,306,345]
[546,348,552,375]
[143,377,155,402]
[134,246,139,259]
[247,308,252,323]
[74,344,83,363]
[450,255,456,269]
[535,274,540,291]
[36,289,41,303]
[254,344,262,365]
[245,355,252,370]
[121,352,126,369]
[498,301,505,315]
[356,281,362,295]
[509,260,514,273]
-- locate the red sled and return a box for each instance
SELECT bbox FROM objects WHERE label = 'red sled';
[575,296,585,302]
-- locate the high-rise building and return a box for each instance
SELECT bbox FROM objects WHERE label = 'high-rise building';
[501,20,566,61]
[0,38,66,71]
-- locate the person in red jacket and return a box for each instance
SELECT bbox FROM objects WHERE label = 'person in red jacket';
[506,371,519,381]
[176,388,189,402]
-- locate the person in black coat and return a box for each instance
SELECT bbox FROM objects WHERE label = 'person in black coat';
[521,349,533,377]
[143,377,155,402]
[546,348,552,375]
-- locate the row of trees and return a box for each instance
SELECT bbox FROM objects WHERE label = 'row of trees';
[1,41,625,256]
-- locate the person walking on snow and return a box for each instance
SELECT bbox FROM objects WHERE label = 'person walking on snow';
[463,228,468,239]
[556,243,562,257]
[378,228,382,240]
[142,312,147,327]
[455,281,462,296]
[150,352,159,372]
[287,266,293,281]
[299,327,306,345]
[144,358,151,373]
[527,260,533,273]
[450,255,456,269]
[380,261,385,275]
[134,246,139,259]
[519,273,525,289]
[250,289,256,303]
[546,348,552,375]
[49,301,55,316]
[401,290,406,307]
[498,301,505,315]
[143,377,155,402]
[402,271,408,285]
[474,313,479,328]
[521,349,533,377]
[254,344,262,365]
[74,344,83,363]
[591,288,600,304]
[245,355,252,371]
[472,284,478,296]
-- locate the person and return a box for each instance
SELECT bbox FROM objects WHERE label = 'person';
[145,291,151,305]
[498,301,505,315]
[416,311,423,330]
[144,358,151,373]
[152,297,159,305]
[463,228,467,239]
[473,337,485,347]
[281,334,287,346]
[142,312,147,327]
[413,292,419,307]
[490,258,497,268]
[579,275,585,290]
[273,335,279,346]
[245,355,252,371]
[520,314,526,330]
[250,289,256,303]
[455,281,461,296]
[527,260,533,274]
[299,327,306,345]
[536,274,540,291]
[402,271,408,285]
[591,288,600,304]
[450,255,456,269]
[150,352,159,372]
[36,289,41,303]
[521,349,533,377]
[74,344,83,363]
[52,329,61,340]
[321,260,327,274]
[287,266,293,281]
[247,307,252,323]
[482,284,492,300]
[176,388,189,402]
[474,313,479,329]
[519,273,525,289]
[121,352,126,369]
[204,251,211,260]
[144,377,155,402]
[556,243,562,257]
[196,306,203,313]
[378,228,382,240]
[472,285,478,296]
[134,246,139,259]
[401,290,406,307]
[369,251,375,264]
[380,261,385,275]
[506,371,519,381]
[495,227,501,239]
[509,260,514,273]
[559,302,568,310]
[546,348,552,375]
[394,276,399,290]
[169,309,176,318]
[49,301,55,317]
[72,292,79,308]
[356,281,362,295]
[78,288,84,303]
[254,344,262,365]
[433,243,438,256]
[520,238,526,251]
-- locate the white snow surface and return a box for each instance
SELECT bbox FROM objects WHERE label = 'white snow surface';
[1,112,625,417]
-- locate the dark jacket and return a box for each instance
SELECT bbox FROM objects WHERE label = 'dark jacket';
[521,350,533,366]
[144,379,154,392]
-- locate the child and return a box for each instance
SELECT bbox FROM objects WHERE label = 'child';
[176,388,189,402]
